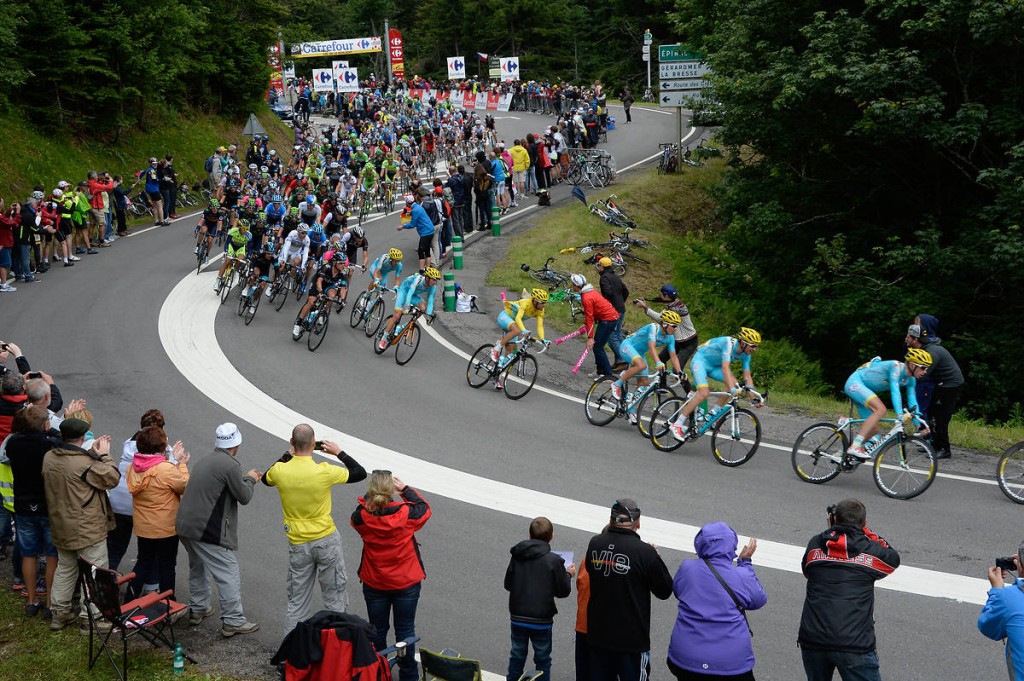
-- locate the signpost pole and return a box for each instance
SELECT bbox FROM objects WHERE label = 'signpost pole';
[384,19,392,82]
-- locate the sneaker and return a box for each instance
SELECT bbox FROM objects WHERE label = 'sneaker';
[49,610,75,631]
[265,287,273,298]
[75,248,87,255]
[63,261,74,267]
[0,283,15,292]
[12,578,25,591]
[248,306,257,315]
[79,618,112,634]
[25,603,40,617]
[40,606,52,621]
[188,606,215,626]
[22,276,37,283]
[292,324,302,339]
[498,354,511,368]
[170,214,179,219]
[494,379,503,391]
[847,444,871,460]
[221,620,260,637]
[86,249,99,255]
[627,412,638,425]
[69,255,81,262]
[933,449,951,460]
[669,421,688,442]
[611,382,623,401]
[194,245,200,255]
[377,338,388,351]
[214,282,221,292]
[490,346,500,363]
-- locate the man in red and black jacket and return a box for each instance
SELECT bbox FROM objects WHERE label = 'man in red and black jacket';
[798,498,900,681]
[571,273,619,378]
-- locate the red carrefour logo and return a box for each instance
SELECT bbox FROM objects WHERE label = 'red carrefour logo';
[391,48,403,59]
[391,37,402,46]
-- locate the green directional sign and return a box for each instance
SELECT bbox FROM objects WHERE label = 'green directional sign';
[659,44,701,62]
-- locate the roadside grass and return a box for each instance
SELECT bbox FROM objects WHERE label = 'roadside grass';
[0,107,293,200]
[490,163,1024,451]
[0,585,242,680]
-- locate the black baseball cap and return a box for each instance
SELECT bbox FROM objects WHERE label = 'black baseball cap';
[611,498,641,524]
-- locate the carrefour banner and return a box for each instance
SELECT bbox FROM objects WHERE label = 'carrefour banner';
[291,37,382,58]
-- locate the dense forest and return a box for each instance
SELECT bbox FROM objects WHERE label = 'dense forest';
[1,0,1020,422]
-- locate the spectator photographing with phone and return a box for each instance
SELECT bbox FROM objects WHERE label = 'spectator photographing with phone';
[978,546,1024,681]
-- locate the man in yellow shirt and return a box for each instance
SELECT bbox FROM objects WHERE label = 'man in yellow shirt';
[262,424,366,634]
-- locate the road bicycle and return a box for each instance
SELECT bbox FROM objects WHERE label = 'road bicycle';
[681,146,706,168]
[268,264,295,312]
[292,292,334,352]
[520,258,571,288]
[378,180,395,215]
[176,182,200,209]
[373,307,433,366]
[466,332,550,400]
[585,370,686,439]
[565,149,612,188]
[790,413,937,499]
[292,262,313,301]
[357,189,374,226]
[236,275,269,326]
[193,226,217,274]
[581,250,629,276]
[642,86,654,103]
[995,440,1024,503]
[658,143,679,174]
[349,284,393,337]
[648,388,767,466]
[547,288,583,322]
[215,257,246,305]
[692,142,723,161]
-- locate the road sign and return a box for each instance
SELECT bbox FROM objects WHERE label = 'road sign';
[642,53,650,62]
[643,32,653,44]
[642,44,650,54]
[447,56,466,79]
[659,61,709,80]
[659,91,699,107]
[500,57,520,81]
[659,78,710,91]
[311,68,334,92]
[658,44,701,62]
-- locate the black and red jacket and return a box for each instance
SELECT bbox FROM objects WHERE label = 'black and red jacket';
[798,524,900,653]
[350,487,430,591]
[272,611,391,681]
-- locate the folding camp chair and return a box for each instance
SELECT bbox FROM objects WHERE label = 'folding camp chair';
[420,647,542,681]
[77,557,192,681]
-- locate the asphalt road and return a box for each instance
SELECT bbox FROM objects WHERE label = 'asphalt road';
[3,106,1011,680]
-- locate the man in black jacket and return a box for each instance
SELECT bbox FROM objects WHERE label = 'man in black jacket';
[505,517,574,681]
[598,258,629,369]
[586,498,672,681]
[906,315,963,460]
[798,498,899,681]
[447,165,465,239]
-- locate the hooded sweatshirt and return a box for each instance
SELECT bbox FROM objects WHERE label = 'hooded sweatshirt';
[916,314,963,388]
[504,538,572,625]
[668,522,767,675]
[127,453,189,539]
[351,487,431,591]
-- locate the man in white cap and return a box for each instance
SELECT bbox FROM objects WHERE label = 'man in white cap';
[175,423,261,637]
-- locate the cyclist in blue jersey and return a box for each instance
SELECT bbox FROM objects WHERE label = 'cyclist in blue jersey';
[669,327,762,441]
[368,248,404,291]
[611,310,685,424]
[843,348,932,459]
[307,220,327,261]
[377,267,440,351]
[265,194,287,236]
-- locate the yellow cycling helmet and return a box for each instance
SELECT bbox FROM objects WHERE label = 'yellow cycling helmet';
[737,327,762,345]
[531,288,549,303]
[661,310,682,325]
[424,267,441,280]
[905,348,932,367]
[388,248,403,261]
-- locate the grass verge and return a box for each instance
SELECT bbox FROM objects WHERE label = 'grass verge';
[490,164,1024,452]
[0,582,242,680]
[0,107,293,200]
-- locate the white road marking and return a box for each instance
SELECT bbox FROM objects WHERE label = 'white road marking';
[159,269,990,605]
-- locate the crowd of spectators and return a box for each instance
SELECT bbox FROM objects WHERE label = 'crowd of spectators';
[0,156,181,293]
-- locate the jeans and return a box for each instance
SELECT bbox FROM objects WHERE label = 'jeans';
[592,320,617,375]
[440,218,453,255]
[463,202,473,231]
[801,649,882,681]
[608,312,626,366]
[103,211,114,240]
[160,188,173,217]
[508,624,552,681]
[0,505,13,544]
[106,513,134,572]
[128,535,178,598]
[526,167,537,193]
[11,243,30,279]
[363,582,421,681]
[475,189,491,228]
[451,205,464,238]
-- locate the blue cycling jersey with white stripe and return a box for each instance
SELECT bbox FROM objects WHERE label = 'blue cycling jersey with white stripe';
[848,359,918,415]
[370,254,403,280]
[622,323,676,355]
[694,336,751,372]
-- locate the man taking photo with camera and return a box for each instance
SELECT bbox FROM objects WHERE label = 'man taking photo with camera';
[978,547,1024,680]
[798,498,900,681]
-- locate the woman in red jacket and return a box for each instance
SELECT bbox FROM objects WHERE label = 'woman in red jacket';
[350,471,431,681]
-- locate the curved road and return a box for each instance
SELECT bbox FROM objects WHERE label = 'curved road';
[7,106,1007,679]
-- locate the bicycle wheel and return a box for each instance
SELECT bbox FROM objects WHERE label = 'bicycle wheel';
[584,376,619,426]
[373,326,389,355]
[710,407,761,466]
[219,269,235,305]
[467,345,498,389]
[649,397,687,452]
[294,270,308,301]
[236,288,248,316]
[503,354,538,400]
[243,288,261,325]
[307,306,330,351]
[273,280,289,311]
[634,388,675,439]
[350,291,369,328]
[873,435,937,499]
[997,442,1024,504]
[196,242,208,275]
[529,270,549,285]
[395,323,420,365]
[364,298,386,337]
[791,423,846,483]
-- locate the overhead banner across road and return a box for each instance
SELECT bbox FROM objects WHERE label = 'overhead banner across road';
[290,37,382,58]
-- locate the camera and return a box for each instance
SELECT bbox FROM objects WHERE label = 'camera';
[996,556,1017,571]
[314,440,324,450]
[28,372,41,379]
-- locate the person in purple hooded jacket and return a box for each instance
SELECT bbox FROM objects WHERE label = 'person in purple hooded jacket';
[666,522,767,680]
